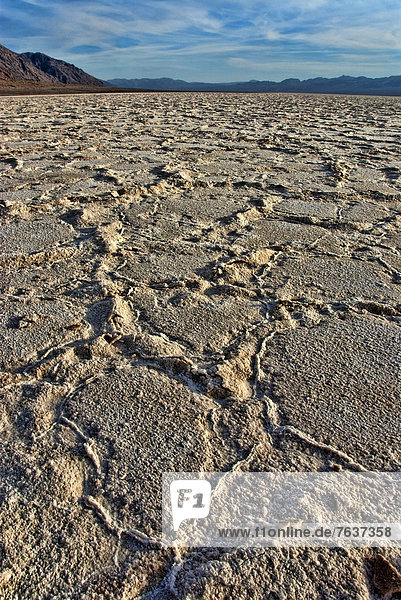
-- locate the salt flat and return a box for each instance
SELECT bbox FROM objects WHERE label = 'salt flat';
[0,92,400,598]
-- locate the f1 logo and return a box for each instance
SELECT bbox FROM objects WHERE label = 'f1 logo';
[170,480,211,531]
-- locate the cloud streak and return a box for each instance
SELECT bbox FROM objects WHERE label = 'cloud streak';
[2,0,400,80]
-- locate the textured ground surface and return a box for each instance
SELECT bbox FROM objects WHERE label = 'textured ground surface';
[0,92,400,599]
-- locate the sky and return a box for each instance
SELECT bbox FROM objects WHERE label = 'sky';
[1,0,400,82]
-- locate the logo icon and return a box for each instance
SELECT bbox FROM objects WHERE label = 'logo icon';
[170,479,211,531]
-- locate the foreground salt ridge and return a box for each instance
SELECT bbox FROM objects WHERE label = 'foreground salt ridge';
[0,92,400,598]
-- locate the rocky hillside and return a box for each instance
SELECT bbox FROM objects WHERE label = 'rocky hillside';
[0,44,56,82]
[21,52,104,86]
[0,43,104,86]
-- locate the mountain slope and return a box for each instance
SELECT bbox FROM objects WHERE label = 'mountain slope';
[21,52,104,86]
[0,43,104,86]
[0,44,57,82]
[106,75,401,95]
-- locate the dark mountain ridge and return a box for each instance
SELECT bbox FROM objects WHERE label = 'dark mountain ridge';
[0,43,56,82]
[106,74,401,95]
[0,44,104,86]
[21,52,104,86]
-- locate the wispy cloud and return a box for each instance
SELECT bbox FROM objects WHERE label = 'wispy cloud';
[2,0,400,80]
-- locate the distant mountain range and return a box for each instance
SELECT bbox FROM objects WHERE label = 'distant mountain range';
[106,75,401,95]
[1,43,400,95]
[0,43,104,86]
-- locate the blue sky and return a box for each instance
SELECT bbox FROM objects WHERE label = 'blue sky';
[1,0,400,81]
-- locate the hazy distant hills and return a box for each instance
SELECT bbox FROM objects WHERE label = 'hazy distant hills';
[106,75,401,95]
[0,44,104,86]
[1,42,399,95]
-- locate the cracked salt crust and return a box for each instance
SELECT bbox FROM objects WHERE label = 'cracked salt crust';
[0,92,400,599]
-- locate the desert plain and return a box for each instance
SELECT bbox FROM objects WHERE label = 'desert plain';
[0,91,400,599]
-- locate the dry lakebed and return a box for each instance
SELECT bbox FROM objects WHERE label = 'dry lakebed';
[0,92,400,599]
